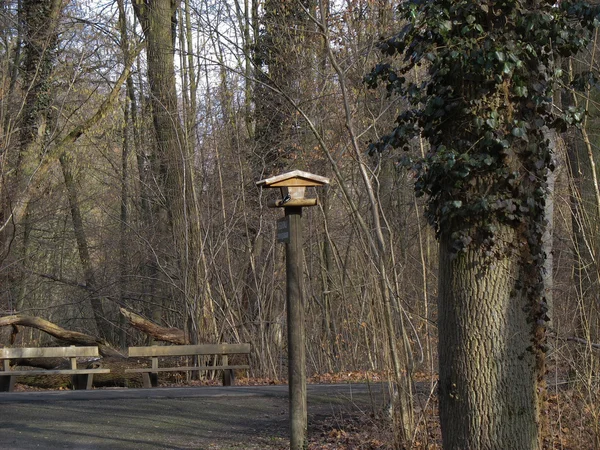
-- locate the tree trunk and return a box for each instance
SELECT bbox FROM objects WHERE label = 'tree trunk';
[117,0,132,349]
[1,0,62,310]
[1,0,23,138]
[16,0,62,179]
[438,226,540,450]
[119,307,186,344]
[133,0,217,344]
[59,153,111,340]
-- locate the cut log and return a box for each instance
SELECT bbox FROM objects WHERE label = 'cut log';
[0,315,123,358]
[119,307,186,344]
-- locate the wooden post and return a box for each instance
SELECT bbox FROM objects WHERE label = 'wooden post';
[256,170,329,450]
[286,206,307,450]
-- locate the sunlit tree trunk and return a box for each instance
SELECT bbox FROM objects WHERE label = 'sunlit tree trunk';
[438,226,541,449]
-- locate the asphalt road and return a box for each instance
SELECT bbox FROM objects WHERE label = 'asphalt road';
[0,384,386,449]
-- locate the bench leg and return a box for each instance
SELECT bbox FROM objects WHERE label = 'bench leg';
[0,375,16,392]
[142,372,159,388]
[222,369,235,386]
[72,374,93,390]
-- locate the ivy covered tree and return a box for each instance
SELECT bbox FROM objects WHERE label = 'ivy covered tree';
[366,1,599,448]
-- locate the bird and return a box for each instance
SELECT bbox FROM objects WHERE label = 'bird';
[281,193,292,205]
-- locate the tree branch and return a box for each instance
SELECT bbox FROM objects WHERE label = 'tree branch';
[119,307,186,344]
[0,315,123,358]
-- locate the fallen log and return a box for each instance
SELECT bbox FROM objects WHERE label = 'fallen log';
[8,357,146,389]
[119,307,186,344]
[0,315,123,358]
[0,314,188,388]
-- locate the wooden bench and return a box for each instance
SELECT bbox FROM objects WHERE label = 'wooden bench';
[125,343,251,388]
[0,346,110,392]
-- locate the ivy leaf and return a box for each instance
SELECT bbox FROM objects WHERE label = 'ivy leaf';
[513,85,528,97]
[512,127,526,138]
[502,62,514,75]
[486,118,498,129]
[439,20,453,33]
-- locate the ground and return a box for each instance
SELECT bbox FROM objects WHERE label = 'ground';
[7,368,597,449]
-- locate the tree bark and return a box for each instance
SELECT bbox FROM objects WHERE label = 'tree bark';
[438,226,540,449]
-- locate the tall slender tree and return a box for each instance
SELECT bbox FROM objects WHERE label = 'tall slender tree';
[0,0,63,314]
[253,0,316,174]
[133,0,217,344]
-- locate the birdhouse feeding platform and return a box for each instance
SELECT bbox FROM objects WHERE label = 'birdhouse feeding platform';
[256,170,329,208]
[255,169,330,449]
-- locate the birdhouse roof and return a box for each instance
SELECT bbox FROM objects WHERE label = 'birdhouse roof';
[256,170,330,188]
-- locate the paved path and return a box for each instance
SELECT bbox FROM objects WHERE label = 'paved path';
[0,384,385,449]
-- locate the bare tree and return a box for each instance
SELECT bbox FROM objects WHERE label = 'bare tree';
[133,0,218,344]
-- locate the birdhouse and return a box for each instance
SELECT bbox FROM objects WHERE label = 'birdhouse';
[256,170,330,207]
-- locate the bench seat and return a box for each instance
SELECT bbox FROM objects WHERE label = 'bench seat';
[0,346,109,392]
[126,343,251,388]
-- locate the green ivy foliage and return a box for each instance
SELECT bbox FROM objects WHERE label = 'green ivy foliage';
[365,0,599,253]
